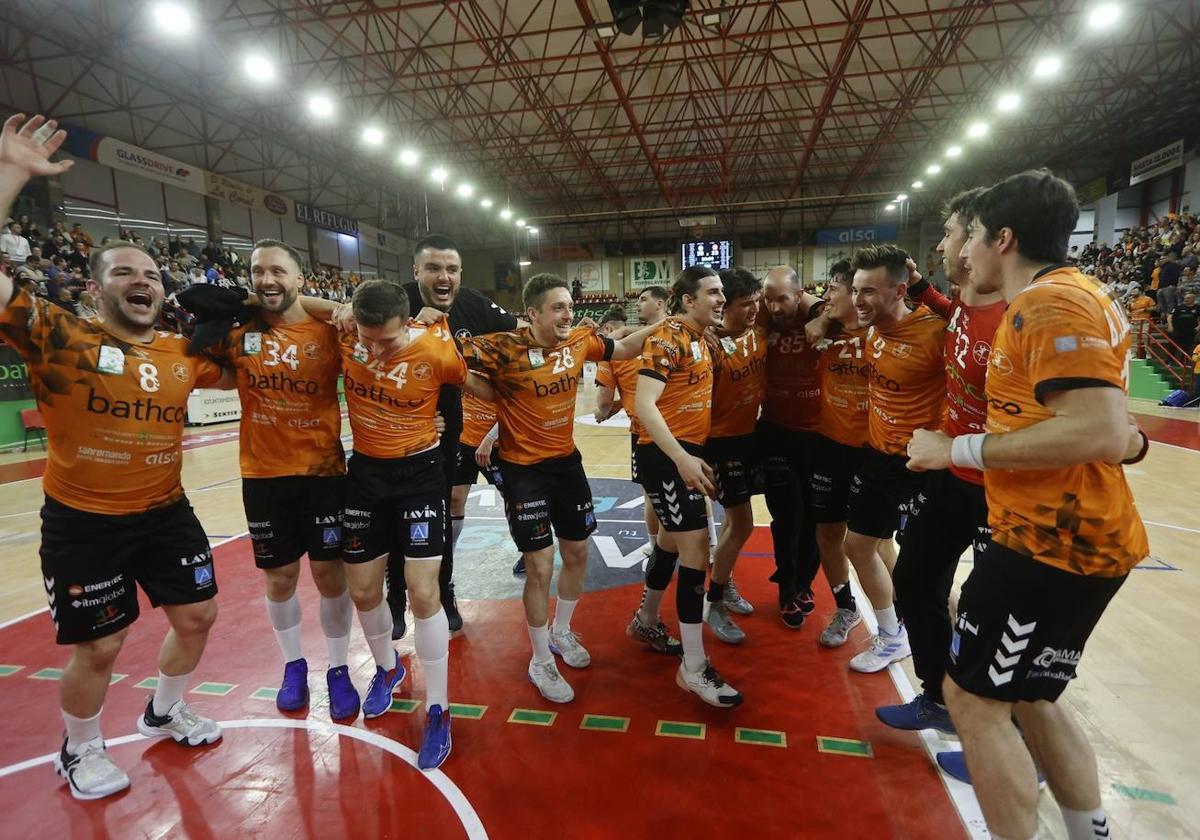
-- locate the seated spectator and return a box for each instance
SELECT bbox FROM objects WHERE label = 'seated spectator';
[69,222,93,252]
[51,285,75,313]
[66,239,90,274]
[76,291,98,319]
[1168,293,1200,354]
[1127,285,1155,359]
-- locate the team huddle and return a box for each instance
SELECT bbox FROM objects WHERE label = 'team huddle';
[1,113,1148,840]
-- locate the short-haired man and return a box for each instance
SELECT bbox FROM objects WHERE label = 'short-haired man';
[0,114,234,800]
[462,274,656,703]
[908,169,1149,840]
[0,220,32,261]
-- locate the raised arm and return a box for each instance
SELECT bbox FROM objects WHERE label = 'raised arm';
[609,321,660,361]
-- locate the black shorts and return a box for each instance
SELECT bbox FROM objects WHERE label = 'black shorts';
[704,434,761,508]
[243,475,345,569]
[638,440,709,533]
[40,496,216,645]
[629,432,642,486]
[846,447,926,539]
[948,541,1126,703]
[809,436,866,524]
[453,441,504,488]
[496,450,596,552]
[343,450,446,563]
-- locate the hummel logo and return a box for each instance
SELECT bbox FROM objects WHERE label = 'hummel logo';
[989,613,1037,687]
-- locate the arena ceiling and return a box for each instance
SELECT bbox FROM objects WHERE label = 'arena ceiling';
[1,0,1196,250]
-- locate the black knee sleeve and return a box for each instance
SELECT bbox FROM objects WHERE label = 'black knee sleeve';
[645,545,678,591]
[676,566,706,623]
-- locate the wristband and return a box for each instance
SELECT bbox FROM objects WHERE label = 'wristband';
[804,299,827,323]
[950,433,988,471]
[908,276,930,296]
[1122,430,1150,465]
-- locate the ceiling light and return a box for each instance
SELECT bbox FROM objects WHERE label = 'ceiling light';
[242,53,275,84]
[500,209,512,220]
[895,194,908,202]
[519,259,532,266]
[480,198,494,209]
[527,227,539,234]
[1033,55,1062,79]
[397,148,419,167]
[515,218,527,227]
[456,183,474,198]
[1087,3,1122,30]
[966,121,989,139]
[912,180,924,189]
[996,92,1021,113]
[361,125,385,146]
[307,94,335,119]
[430,166,449,183]
[926,164,942,175]
[884,204,896,212]
[153,2,192,35]
[945,145,963,158]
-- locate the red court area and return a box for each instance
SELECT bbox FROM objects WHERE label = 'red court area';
[0,531,964,839]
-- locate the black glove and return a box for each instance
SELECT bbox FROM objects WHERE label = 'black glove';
[176,284,253,354]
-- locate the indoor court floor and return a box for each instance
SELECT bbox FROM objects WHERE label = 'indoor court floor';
[0,389,1195,839]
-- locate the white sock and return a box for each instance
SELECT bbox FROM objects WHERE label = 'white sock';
[414,608,451,710]
[319,590,353,668]
[638,588,666,625]
[266,594,304,663]
[152,670,191,717]
[553,598,578,634]
[357,601,396,670]
[528,622,553,664]
[875,605,900,636]
[451,517,465,547]
[62,708,102,753]
[1060,806,1109,840]
[679,621,705,673]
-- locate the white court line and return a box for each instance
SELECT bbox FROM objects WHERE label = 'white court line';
[1143,519,1200,535]
[0,718,488,839]
[0,532,248,631]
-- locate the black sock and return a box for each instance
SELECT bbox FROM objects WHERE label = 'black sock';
[645,545,678,591]
[831,581,856,612]
[707,581,726,604]
[676,566,706,623]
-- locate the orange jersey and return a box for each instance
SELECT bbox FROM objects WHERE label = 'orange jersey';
[762,321,822,432]
[985,266,1148,577]
[463,325,613,465]
[0,289,223,514]
[709,326,767,439]
[818,324,871,447]
[865,306,947,455]
[226,317,345,478]
[340,319,466,459]
[460,390,497,448]
[637,317,713,446]
[1127,296,1154,322]
[596,358,643,435]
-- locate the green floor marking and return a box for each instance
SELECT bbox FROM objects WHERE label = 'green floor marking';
[0,665,23,677]
[389,699,420,714]
[250,687,279,702]
[30,668,63,681]
[190,681,236,697]
[656,720,706,740]
[735,727,787,748]
[508,708,556,726]
[580,714,630,733]
[1112,784,1176,806]
[816,736,873,758]
[109,673,127,685]
[133,677,159,690]
[448,704,487,720]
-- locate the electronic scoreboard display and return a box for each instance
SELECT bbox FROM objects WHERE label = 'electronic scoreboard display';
[680,240,733,270]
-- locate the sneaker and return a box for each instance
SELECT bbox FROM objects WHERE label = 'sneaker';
[137,699,222,746]
[849,628,911,673]
[362,653,408,719]
[676,660,743,708]
[54,737,131,800]
[527,658,574,703]
[722,578,753,615]
[876,692,956,735]
[512,556,526,577]
[937,750,1048,788]
[780,599,806,629]
[276,658,309,712]
[819,608,862,648]
[626,613,683,656]
[443,584,463,633]
[326,665,361,721]
[388,587,408,640]
[549,628,591,668]
[796,589,816,615]
[705,601,746,644]
[417,705,452,771]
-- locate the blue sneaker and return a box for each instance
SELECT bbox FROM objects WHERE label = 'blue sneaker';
[277,658,309,712]
[326,665,360,722]
[417,705,453,770]
[876,692,956,735]
[362,654,407,719]
[937,750,1047,788]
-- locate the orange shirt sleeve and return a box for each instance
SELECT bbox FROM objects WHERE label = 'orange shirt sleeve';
[0,288,53,356]
[595,361,615,388]
[639,324,679,382]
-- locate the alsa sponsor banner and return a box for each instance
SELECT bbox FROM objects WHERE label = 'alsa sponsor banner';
[814,224,898,245]
[358,222,409,258]
[295,202,359,235]
[96,137,207,194]
[1130,139,1183,186]
[205,172,293,217]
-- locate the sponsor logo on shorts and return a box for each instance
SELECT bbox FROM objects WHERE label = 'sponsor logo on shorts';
[410,522,430,543]
[404,507,438,520]
[316,515,338,525]
[322,527,341,548]
[514,500,547,511]
[584,512,596,528]
[346,536,364,552]
[93,605,124,630]
[180,552,212,567]
[1032,647,1082,669]
[71,585,127,609]
[194,564,215,587]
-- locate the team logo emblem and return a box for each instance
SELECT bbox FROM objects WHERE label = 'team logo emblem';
[410,522,430,542]
[193,564,214,586]
[303,342,321,359]
[413,362,433,380]
[971,341,991,366]
[244,332,262,354]
[172,362,189,382]
[528,348,545,368]
[891,342,912,359]
[352,343,369,364]
[990,347,1013,374]
[455,328,473,340]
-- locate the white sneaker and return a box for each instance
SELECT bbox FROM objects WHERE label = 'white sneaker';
[722,578,754,615]
[137,699,223,746]
[849,628,911,673]
[527,658,575,703]
[676,660,743,707]
[549,628,592,669]
[54,737,131,800]
[819,608,862,648]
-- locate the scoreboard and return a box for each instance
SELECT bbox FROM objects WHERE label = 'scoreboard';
[680,240,733,270]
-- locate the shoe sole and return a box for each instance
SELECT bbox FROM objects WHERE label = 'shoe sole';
[875,711,957,736]
[675,670,744,708]
[54,759,132,800]
[135,717,223,746]
[526,671,574,704]
[849,650,912,674]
